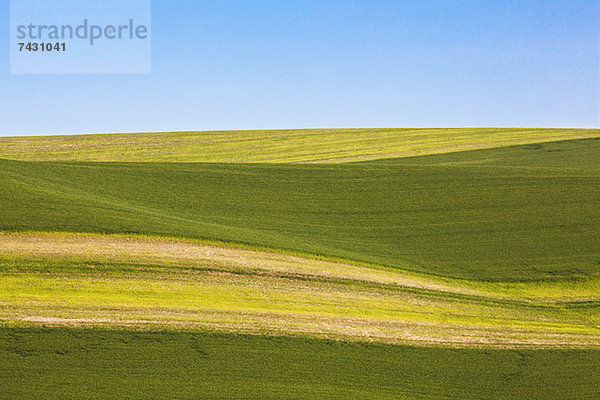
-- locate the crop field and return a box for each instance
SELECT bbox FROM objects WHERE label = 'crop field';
[1,128,599,398]
[2,328,600,400]
[1,127,598,163]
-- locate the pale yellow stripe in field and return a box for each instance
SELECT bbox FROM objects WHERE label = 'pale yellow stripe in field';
[0,128,598,163]
[1,231,599,302]
[0,231,466,294]
[1,232,599,348]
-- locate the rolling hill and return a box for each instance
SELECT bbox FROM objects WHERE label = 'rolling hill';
[0,127,598,163]
[1,128,599,399]
[1,136,598,280]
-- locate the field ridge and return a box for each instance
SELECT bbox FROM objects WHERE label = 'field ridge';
[1,128,598,163]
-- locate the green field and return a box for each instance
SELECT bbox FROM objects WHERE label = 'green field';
[0,127,598,162]
[1,136,599,280]
[2,232,599,348]
[2,328,600,400]
[1,128,599,398]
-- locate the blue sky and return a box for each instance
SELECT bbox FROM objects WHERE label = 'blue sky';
[1,0,598,136]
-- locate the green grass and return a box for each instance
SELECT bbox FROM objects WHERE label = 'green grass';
[2,233,598,347]
[1,327,599,400]
[1,138,598,280]
[1,130,599,398]
[374,137,600,169]
[1,128,598,163]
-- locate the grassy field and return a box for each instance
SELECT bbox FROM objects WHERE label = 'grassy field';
[2,232,599,347]
[1,128,599,398]
[0,127,598,163]
[1,137,598,280]
[2,328,600,400]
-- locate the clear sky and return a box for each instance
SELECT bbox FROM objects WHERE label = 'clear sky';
[0,0,598,136]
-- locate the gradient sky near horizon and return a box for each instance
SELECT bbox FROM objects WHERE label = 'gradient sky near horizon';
[0,0,598,137]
